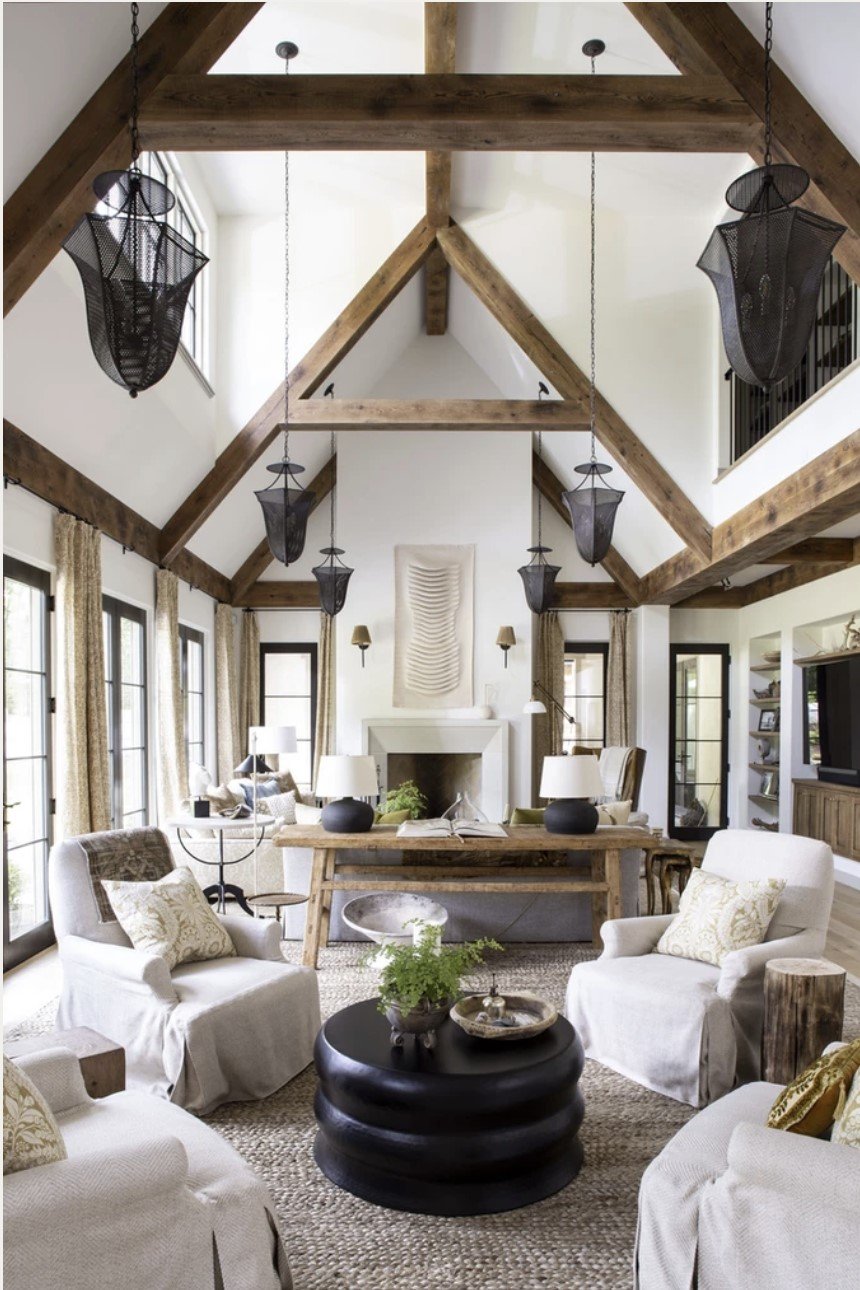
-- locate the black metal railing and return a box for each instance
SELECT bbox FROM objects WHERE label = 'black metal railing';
[728,256,857,463]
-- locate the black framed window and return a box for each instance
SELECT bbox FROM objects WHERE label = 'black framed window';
[259,644,317,796]
[669,644,730,840]
[563,642,608,752]
[3,558,54,969]
[180,625,205,775]
[103,596,148,830]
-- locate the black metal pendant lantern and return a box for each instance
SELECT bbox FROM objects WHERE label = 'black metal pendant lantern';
[519,388,561,615]
[563,39,624,567]
[698,4,844,389]
[312,421,353,616]
[256,40,314,567]
[63,5,207,397]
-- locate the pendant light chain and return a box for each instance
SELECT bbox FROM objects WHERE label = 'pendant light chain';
[282,52,293,461]
[763,1,773,167]
[536,426,544,548]
[129,2,141,164]
[589,52,597,464]
[330,427,336,550]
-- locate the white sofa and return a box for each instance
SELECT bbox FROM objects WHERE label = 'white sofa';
[3,1047,291,1290]
[567,830,835,1105]
[636,1064,860,1290]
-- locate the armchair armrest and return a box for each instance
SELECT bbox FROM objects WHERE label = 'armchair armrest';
[12,1047,90,1114]
[725,1122,860,1206]
[59,935,177,1003]
[600,914,675,959]
[717,929,823,1001]
[219,913,284,961]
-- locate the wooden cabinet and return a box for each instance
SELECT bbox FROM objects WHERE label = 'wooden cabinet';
[793,779,860,862]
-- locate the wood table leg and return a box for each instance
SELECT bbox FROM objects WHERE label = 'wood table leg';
[302,848,327,969]
[644,853,655,916]
[605,849,622,922]
[318,850,337,950]
[590,853,606,948]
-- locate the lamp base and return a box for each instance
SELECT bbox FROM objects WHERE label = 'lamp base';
[193,799,211,818]
[544,798,599,835]
[322,797,375,833]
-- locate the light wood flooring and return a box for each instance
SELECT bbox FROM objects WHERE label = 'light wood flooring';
[826,881,860,978]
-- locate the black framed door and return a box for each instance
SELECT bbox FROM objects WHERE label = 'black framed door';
[669,644,730,841]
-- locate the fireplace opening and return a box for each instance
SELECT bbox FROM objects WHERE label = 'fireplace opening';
[387,752,483,819]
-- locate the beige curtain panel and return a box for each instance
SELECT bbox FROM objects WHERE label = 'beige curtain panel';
[55,514,110,840]
[313,612,336,790]
[238,609,260,746]
[533,610,565,801]
[214,603,240,784]
[607,610,633,746]
[155,569,187,822]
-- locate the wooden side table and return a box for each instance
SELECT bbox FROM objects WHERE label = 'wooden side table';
[5,1026,125,1099]
[645,841,705,915]
[247,891,308,937]
[762,958,846,1084]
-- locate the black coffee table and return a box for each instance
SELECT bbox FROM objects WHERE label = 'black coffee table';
[313,998,585,1215]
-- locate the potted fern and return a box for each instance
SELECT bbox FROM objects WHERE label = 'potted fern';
[374,922,502,1049]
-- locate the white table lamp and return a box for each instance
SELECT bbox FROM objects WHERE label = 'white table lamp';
[539,754,604,834]
[315,755,379,833]
[249,725,298,761]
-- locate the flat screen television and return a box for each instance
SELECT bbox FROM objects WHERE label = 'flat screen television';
[804,656,860,786]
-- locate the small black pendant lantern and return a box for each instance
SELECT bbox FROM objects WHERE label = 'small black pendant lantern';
[63,5,207,396]
[312,415,354,616]
[256,40,315,567]
[698,3,844,389]
[519,385,561,615]
[563,39,624,567]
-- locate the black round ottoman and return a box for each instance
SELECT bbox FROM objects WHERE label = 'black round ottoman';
[313,998,585,1215]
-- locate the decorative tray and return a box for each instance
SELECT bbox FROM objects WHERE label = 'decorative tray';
[449,991,558,1041]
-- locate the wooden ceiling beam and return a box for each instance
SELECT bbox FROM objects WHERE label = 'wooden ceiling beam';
[233,581,320,609]
[3,420,231,602]
[229,455,337,604]
[140,73,758,153]
[289,398,588,432]
[424,3,457,335]
[626,3,860,282]
[440,222,713,560]
[158,219,435,566]
[761,537,855,565]
[553,584,635,610]
[3,3,261,316]
[675,544,860,610]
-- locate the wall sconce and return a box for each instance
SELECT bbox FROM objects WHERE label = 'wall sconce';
[496,626,516,668]
[351,625,371,667]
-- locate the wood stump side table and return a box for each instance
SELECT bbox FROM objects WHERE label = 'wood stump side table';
[762,958,846,1085]
[5,1027,125,1099]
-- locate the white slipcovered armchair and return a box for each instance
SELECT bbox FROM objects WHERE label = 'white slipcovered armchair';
[3,1046,291,1290]
[49,827,321,1114]
[566,830,834,1106]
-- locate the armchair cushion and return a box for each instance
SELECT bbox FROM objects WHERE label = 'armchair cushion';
[3,1055,67,1174]
[58,934,177,1002]
[219,913,284,961]
[600,914,675,959]
[103,866,237,970]
[767,1038,860,1136]
[655,869,785,966]
[13,1047,89,1116]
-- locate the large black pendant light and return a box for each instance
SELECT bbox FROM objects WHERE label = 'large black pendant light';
[697,3,844,389]
[255,41,315,567]
[562,40,624,567]
[63,3,208,397]
[313,423,354,616]
[518,384,561,615]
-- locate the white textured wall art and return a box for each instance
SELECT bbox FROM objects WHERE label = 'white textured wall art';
[393,545,474,709]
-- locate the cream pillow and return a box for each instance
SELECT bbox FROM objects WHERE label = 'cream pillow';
[3,1056,67,1175]
[655,868,786,966]
[596,800,632,826]
[294,802,323,826]
[103,867,237,971]
[259,789,297,825]
[832,1064,860,1147]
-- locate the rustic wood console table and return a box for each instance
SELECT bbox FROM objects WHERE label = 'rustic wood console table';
[274,824,658,968]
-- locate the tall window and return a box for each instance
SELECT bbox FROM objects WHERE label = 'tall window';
[180,625,205,773]
[3,559,53,969]
[260,645,317,797]
[563,643,608,753]
[139,152,207,372]
[103,597,148,830]
[669,644,730,840]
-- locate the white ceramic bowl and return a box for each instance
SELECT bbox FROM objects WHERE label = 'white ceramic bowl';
[342,892,449,947]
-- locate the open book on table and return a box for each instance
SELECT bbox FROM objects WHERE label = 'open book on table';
[396,818,507,840]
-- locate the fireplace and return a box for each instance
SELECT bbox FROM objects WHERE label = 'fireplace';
[363,719,509,823]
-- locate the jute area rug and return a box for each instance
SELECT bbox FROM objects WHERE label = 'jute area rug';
[10,944,860,1290]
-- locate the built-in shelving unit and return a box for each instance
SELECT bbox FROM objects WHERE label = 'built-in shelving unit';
[794,646,860,668]
[748,634,781,831]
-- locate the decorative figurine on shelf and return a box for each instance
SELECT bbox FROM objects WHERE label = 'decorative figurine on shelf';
[758,739,778,766]
[841,614,860,652]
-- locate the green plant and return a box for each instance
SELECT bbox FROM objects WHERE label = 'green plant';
[381,779,428,820]
[371,922,503,1014]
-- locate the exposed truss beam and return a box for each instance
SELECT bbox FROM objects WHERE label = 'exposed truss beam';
[553,584,635,610]
[424,3,457,334]
[234,581,320,609]
[289,399,588,432]
[229,455,337,605]
[3,3,261,316]
[158,220,435,566]
[3,420,231,602]
[761,538,855,565]
[439,222,713,561]
[675,542,860,609]
[626,2,860,282]
[140,73,758,153]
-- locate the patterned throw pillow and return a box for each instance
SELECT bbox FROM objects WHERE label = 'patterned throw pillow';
[258,790,297,825]
[597,800,632,826]
[768,1039,860,1137]
[3,1056,67,1175]
[832,1064,860,1148]
[294,802,323,825]
[655,869,786,967]
[102,866,237,970]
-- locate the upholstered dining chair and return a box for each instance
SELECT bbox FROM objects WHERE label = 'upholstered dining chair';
[49,827,320,1115]
[566,830,834,1107]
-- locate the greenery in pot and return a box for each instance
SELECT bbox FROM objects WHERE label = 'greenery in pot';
[380,779,428,820]
[372,922,503,1015]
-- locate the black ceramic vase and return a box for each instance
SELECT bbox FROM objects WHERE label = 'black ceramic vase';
[544,798,599,835]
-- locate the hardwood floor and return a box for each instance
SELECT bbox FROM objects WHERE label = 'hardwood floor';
[826,881,860,979]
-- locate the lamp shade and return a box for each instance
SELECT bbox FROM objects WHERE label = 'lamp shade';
[249,725,298,756]
[351,626,371,648]
[496,627,516,649]
[235,754,271,775]
[539,755,604,800]
[315,755,378,800]
[523,699,548,715]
